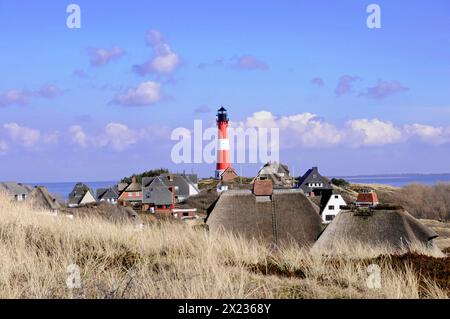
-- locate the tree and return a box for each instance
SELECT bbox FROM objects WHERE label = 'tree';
[121,168,169,184]
[331,178,350,187]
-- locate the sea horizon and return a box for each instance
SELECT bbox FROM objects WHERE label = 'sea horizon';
[22,172,450,200]
[330,173,450,187]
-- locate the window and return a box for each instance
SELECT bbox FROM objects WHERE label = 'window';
[340,205,346,209]
[326,215,334,221]
[328,205,335,210]
[335,195,339,199]
[128,192,132,197]
[183,212,189,217]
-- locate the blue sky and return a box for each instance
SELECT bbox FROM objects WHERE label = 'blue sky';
[0,0,449,182]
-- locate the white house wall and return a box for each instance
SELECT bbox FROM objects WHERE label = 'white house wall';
[80,191,96,205]
[322,195,347,223]
[188,184,199,196]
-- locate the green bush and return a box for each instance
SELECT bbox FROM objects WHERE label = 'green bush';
[331,178,350,187]
[121,168,169,184]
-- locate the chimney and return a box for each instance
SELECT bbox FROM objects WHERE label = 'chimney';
[253,179,273,196]
[132,176,137,183]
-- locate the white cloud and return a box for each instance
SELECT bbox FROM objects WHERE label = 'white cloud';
[404,123,450,145]
[234,111,450,149]
[4,123,41,148]
[133,29,180,76]
[69,122,170,152]
[112,81,163,106]
[346,119,404,146]
[98,123,140,151]
[88,46,125,67]
[229,55,269,71]
[0,140,7,155]
[0,85,63,107]
[37,84,63,98]
[235,111,343,148]
[69,125,88,147]
[3,123,58,149]
[0,89,30,107]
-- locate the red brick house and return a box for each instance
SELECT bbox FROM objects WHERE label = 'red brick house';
[141,176,175,213]
[118,177,142,208]
[253,179,273,196]
[220,166,238,181]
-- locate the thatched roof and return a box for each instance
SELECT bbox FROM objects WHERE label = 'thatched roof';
[61,202,141,224]
[0,182,33,196]
[68,183,93,206]
[257,161,290,176]
[312,209,439,253]
[206,189,322,246]
[26,186,61,211]
[307,197,321,215]
[252,161,293,188]
[124,177,142,192]
[220,167,239,181]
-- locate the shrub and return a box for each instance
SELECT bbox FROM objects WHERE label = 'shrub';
[331,178,350,187]
[121,168,169,184]
[382,183,450,221]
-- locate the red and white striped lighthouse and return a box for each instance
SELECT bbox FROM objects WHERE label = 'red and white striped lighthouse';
[215,106,231,179]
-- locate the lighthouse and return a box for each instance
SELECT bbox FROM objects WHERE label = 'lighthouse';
[215,106,232,179]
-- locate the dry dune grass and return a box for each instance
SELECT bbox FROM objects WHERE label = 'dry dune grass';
[351,183,450,222]
[0,193,448,299]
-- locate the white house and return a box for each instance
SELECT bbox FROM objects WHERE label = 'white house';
[0,182,33,201]
[68,183,97,207]
[321,193,347,224]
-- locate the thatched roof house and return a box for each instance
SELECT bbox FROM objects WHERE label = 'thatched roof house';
[312,208,439,253]
[26,186,61,212]
[219,166,239,181]
[118,177,142,207]
[252,161,294,188]
[61,202,141,225]
[0,181,33,201]
[68,183,96,207]
[205,183,323,246]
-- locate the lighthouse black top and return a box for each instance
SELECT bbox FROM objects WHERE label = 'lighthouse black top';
[217,107,228,122]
